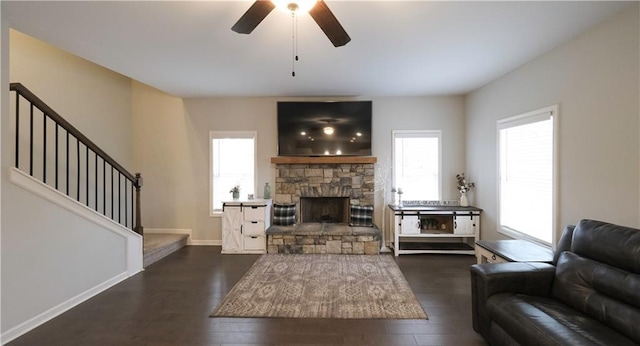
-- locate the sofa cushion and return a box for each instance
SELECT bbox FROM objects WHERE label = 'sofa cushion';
[571,219,640,274]
[551,251,640,343]
[487,293,637,346]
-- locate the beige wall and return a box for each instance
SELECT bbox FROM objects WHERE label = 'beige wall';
[466,5,640,243]
[9,30,133,167]
[131,83,466,241]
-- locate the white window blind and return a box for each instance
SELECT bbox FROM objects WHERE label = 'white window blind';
[498,106,557,245]
[393,130,441,201]
[210,131,256,214]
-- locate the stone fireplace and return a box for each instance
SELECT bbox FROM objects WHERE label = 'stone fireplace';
[274,163,375,218]
[266,160,380,255]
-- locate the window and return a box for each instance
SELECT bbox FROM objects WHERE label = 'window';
[210,131,256,214]
[392,130,441,201]
[497,105,557,245]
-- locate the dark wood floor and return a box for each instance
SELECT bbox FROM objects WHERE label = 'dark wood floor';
[8,247,487,346]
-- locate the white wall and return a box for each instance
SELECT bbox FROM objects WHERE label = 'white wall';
[131,83,466,242]
[466,5,640,243]
[1,30,139,340]
[0,1,8,337]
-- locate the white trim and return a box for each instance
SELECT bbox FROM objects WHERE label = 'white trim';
[497,106,555,129]
[144,228,220,246]
[8,167,143,274]
[145,228,193,245]
[209,131,258,216]
[391,129,442,200]
[1,272,129,344]
[190,240,221,246]
[496,105,559,248]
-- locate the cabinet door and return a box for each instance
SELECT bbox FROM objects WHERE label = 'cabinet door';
[401,215,421,234]
[454,214,477,235]
[222,206,243,252]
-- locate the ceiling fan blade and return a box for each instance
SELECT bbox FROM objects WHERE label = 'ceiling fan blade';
[308,0,351,47]
[231,0,276,34]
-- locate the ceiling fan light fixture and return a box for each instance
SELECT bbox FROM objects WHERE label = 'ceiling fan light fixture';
[273,0,317,13]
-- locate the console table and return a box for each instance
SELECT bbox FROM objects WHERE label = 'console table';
[475,239,553,264]
[386,204,482,256]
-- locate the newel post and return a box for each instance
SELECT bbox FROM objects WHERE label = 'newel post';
[135,173,144,236]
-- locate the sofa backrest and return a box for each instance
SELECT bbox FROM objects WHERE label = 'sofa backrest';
[552,219,640,343]
[571,219,640,273]
[552,225,575,265]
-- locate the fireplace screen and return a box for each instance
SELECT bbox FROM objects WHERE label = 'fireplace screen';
[300,197,349,224]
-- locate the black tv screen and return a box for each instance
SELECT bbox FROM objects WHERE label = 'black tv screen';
[277,101,372,156]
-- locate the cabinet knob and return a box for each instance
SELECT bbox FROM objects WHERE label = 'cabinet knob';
[491,254,496,261]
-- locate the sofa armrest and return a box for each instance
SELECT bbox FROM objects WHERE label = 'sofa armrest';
[470,262,556,339]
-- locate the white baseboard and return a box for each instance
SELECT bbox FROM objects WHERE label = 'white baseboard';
[1,272,129,344]
[144,228,220,246]
[145,228,193,245]
[190,240,221,246]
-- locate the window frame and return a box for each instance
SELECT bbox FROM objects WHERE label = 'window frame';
[391,130,442,201]
[496,105,559,248]
[209,131,258,217]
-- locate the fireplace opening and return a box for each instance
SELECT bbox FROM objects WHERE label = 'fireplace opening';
[300,197,349,224]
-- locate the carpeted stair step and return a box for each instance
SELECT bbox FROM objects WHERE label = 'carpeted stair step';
[143,233,189,268]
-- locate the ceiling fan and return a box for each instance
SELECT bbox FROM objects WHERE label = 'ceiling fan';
[231,0,351,47]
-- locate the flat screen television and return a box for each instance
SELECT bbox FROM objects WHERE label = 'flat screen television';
[277,101,372,156]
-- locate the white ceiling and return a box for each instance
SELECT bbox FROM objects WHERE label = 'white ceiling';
[5,1,633,98]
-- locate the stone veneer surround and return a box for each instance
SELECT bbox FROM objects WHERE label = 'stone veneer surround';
[274,163,375,219]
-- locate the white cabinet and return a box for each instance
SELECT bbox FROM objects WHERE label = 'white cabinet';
[387,204,481,256]
[222,199,272,254]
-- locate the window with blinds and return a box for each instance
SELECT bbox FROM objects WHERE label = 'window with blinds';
[210,131,256,214]
[497,106,557,245]
[393,130,441,201]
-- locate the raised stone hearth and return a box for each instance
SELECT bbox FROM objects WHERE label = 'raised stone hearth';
[266,223,381,255]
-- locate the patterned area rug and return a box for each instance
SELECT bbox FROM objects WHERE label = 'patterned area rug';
[211,254,427,319]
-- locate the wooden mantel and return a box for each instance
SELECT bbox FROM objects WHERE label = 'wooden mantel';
[271,156,377,164]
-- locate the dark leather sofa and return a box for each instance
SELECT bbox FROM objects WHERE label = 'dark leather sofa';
[470,219,640,345]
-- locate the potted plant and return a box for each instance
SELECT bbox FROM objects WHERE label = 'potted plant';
[230,185,240,200]
[456,174,475,207]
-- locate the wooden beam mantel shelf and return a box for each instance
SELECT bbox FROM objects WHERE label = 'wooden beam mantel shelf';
[271,156,377,164]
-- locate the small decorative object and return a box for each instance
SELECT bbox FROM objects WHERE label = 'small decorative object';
[247,193,254,200]
[391,187,398,205]
[230,185,240,200]
[456,173,475,207]
[263,182,271,199]
[397,187,404,206]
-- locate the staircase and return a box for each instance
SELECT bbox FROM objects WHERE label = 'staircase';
[143,234,189,267]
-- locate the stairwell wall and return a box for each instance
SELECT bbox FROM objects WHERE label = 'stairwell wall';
[1,30,138,341]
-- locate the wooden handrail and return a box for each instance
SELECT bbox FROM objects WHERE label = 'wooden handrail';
[10,83,138,185]
[11,82,143,235]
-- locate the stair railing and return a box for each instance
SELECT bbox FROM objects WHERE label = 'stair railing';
[10,83,143,235]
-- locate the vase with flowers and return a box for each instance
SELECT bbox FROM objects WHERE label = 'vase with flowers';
[456,173,475,207]
[230,185,240,200]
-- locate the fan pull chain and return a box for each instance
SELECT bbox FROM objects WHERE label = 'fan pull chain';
[291,12,298,77]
